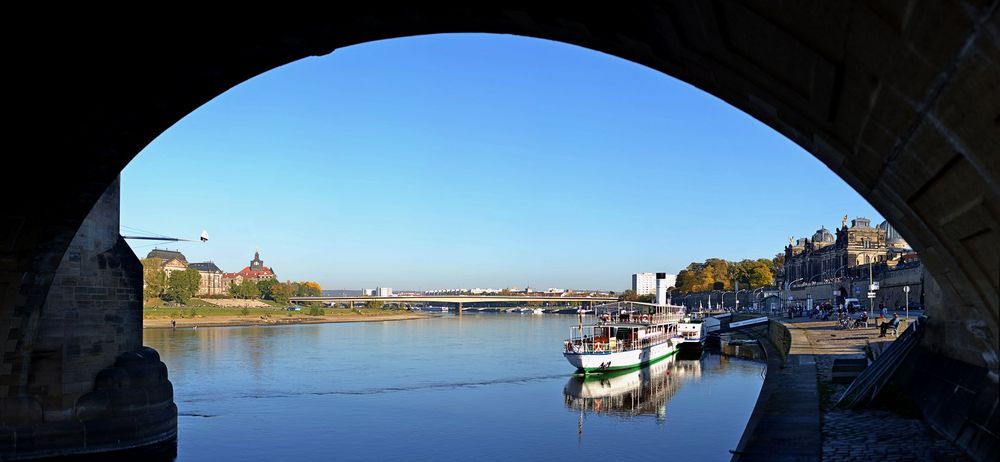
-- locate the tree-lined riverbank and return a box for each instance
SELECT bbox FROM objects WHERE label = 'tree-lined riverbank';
[143,303,431,329]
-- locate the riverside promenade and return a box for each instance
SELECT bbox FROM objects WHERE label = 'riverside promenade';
[734,314,968,462]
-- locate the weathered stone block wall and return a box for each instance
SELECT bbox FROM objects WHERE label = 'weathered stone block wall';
[768,320,791,361]
[0,178,175,459]
[27,177,143,420]
[785,268,925,311]
[892,345,999,462]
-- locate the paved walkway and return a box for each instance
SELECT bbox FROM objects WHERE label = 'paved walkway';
[735,316,968,462]
[733,320,821,461]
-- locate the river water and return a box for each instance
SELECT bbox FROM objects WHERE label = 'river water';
[137,313,764,461]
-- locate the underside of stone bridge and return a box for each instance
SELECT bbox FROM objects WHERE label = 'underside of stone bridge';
[1,3,997,460]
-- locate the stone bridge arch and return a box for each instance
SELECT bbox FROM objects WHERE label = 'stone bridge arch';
[2,3,997,459]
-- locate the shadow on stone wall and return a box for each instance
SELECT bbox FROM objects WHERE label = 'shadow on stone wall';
[1,347,176,460]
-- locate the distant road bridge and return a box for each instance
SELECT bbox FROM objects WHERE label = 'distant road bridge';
[289,295,618,312]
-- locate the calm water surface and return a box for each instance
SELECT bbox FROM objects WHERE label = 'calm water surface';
[140,313,764,461]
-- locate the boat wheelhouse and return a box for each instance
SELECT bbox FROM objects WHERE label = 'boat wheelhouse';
[563,301,685,374]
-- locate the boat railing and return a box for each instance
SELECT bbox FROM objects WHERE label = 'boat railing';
[593,312,683,325]
[592,301,686,321]
[563,331,678,354]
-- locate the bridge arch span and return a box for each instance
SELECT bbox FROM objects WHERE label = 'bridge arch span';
[2,4,997,459]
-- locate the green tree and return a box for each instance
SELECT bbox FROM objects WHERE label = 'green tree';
[257,279,276,300]
[731,259,754,288]
[167,268,201,304]
[238,279,260,299]
[141,257,167,302]
[772,253,785,269]
[620,289,639,301]
[365,300,384,310]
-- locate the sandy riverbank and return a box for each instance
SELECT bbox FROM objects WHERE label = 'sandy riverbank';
[143,312,433,329]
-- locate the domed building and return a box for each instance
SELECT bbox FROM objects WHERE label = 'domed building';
[878,220,912,265]
[783,217,890,284]
[812,227,835,248]
[878,220,909,250]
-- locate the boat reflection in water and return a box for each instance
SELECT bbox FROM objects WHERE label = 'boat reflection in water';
[563,354,702,421]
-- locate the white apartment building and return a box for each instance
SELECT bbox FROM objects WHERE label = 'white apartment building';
[632,272,676,295]
[632,273,656,295]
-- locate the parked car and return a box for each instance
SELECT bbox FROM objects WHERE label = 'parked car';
[286,305,302,311]
[844,298,862,313]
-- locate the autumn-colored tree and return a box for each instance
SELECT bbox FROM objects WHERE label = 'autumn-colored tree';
[705,259,731,290]
[674,256,778,293]
[297,281,322,297]
[270,282,294,304]
[749,259,774,289]
[699,266,718,292]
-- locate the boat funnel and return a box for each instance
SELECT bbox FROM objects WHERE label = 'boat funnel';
[656,273,667,306]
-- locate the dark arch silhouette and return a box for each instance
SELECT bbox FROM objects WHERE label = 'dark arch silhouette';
[2,4,997,460]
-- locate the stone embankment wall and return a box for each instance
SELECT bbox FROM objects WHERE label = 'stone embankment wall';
[768,320,791,361]
[0,178,176,460]
[787,267,925,311]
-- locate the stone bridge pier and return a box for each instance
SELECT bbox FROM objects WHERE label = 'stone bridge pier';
[0,178,176,460]
[0,4,998,461]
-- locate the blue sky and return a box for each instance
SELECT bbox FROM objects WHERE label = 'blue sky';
[121,33,881,291]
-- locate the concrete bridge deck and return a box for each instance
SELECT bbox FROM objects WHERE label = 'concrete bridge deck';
[290,295,618,305]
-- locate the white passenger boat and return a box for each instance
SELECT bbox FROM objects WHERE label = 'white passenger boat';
[563,354,684,418]
[676,316,707,350]
[563,302,685,374]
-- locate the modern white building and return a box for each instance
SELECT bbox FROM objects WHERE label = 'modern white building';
[632,272,676,296]
[362,288,374,296]
[632,273,656,295]
[376,287,393,297]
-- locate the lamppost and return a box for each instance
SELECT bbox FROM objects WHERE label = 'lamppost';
[903,285,910,320]
[712,290,725,311]
[735,289,749,312]
[721,290,734,310]
[752,287,765,312]
[784,278,804,316]
[868,257,875,318]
